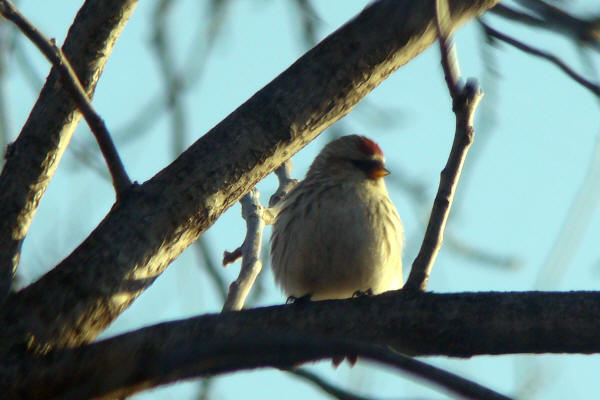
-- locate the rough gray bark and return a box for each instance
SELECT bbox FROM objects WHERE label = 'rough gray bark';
[0,0,500,357]
[4,291,600,399]
[0,0,138,302]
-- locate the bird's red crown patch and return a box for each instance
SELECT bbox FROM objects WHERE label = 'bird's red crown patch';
[358,136,383,157]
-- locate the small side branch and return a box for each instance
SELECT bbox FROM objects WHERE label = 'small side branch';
[404,0,483,291]
[0,0,131,198]
[479,19,600,98]
[269,160,297,209]
[222,189,265,311]
[221,161,297,311]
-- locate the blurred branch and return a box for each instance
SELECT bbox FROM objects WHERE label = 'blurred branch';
[479,19,600,97]
[182,0,228,84]
[70,1,230,174]
[115,1,228,146]
[405,0,483,291]
[68,139,112,181]
[445,232,520,269]
[288,368,378,400]
[491,2,600,50]
[291,0,321,47]
[195,237,228,302]
[0,21,10,162]
[13,34,43,90]
[152,0,186,156]
[0,0,132,197]
[490,3,546,29]
[534,138,600,289]
[196,378,214,400]
[514,0,600,49]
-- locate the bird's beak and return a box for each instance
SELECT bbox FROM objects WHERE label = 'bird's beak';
[369,166,390,179]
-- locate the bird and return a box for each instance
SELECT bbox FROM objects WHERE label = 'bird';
[270,135,404,301]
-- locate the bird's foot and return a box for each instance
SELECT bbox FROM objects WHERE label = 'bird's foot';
[332,354,359,368]
[352,288,373,298]
[286,293,312,304]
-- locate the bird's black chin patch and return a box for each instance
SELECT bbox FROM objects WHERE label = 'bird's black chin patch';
[348,159,388,179]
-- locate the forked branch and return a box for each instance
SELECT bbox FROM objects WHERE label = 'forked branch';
[0,0,131,197]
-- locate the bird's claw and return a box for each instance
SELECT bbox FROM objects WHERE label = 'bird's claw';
[286,293,312,304]
[352,288,373,298]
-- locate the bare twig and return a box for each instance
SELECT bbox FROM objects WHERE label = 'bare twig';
[479,19,600,98]
[269,159,298,208]
[0,0,132,197]
[434,0,461,98]
[222,161,297,310]
[405,0,483,291]
[222,246,243,267]
[222,189,266,311]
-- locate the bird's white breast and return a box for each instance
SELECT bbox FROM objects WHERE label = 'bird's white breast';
[270,180,403,300]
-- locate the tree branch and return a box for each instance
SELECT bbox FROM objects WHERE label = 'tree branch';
[405,0,484,291]
[514,0,600,50]
[0,0,138,304]
[222,161,296,310]
[479,19,600,97]
[6,334,512,400]
[0,0,500,356]
[222,189,266,311]
[7,290,600,399]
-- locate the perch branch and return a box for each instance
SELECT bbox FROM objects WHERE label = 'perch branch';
[405,0,483,291]
[9,330,513,400]
[0,0,131,197]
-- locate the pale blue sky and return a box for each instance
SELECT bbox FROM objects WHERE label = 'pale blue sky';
[4,1,600,399]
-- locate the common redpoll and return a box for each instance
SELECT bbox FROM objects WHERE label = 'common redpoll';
[270,135,404,300]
